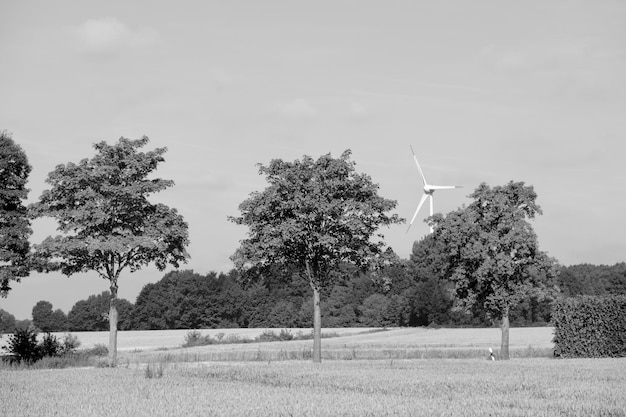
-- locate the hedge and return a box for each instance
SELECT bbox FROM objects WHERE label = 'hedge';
[552,295,626,358]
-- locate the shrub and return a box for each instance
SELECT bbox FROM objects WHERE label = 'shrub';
[1,329,86,367]
[39,333,61,357]
[553,295,626,358]
[61,333,81,354]
[182,330,214,347]
[256,329,294,342]
[2,327,42,364]
[256,330,280,342]
[87,344,108,356]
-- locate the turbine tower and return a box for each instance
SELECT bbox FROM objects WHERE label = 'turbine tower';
[407,146,462,233]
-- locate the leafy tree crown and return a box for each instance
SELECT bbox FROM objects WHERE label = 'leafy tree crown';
[230,150,403,287]
[0,131,32,295]
[32,136,189,282]
[432,181,559,318]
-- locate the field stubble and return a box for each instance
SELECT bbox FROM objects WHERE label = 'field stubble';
[3,327,624,416]
[124,326,555,363]
[1,358,625,416]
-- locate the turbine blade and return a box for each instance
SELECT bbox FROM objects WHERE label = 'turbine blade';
[407,193,429,233]
[429,194,434,217]
[410,145,428,186]
[429,185,463,190]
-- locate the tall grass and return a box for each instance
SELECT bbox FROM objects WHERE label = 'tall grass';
[128,345,552,364]
[1,358,624,416]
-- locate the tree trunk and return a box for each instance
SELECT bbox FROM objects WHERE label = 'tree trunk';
[312,285,322,363]
[306,260,322,363]
[108,282,118,367]
[500,309,510,360]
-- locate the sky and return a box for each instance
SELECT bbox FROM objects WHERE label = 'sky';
[1,1,625,319]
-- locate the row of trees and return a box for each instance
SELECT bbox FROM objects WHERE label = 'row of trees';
[5,261,622,335]
[1,131,571,362]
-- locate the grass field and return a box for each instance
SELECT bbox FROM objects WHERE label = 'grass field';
[0,325,555,352]
[123,326,555,363]
[2,358,625,416]
[2,327,625,416]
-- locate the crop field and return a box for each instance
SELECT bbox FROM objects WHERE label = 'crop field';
[2,327,625,416]
[0,326,555,353]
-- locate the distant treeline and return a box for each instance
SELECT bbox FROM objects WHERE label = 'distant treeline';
[2,262,625,333]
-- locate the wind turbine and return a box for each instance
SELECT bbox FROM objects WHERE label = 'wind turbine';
[407,146,462,233]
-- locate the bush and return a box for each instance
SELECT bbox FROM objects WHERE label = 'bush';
[87,343,108,357]
[553,295,626,358]
[1,329,84,366]
[61,333,81,354]
[2,327,42,364]
[255,329,294,342]
[182,330,215,347]
[39,333,61,357]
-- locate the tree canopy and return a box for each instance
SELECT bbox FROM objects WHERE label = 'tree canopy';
[68,291,133,331]
[431,181,559,359]
[230,150,402,362]
[31,300,68,332]
[0,131,32,296]
[32,136,189,365]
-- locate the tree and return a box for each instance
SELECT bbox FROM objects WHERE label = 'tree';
[558,263,626,297]
[431,181,559,359]
[323,284,359,327]
[32,300,68,332]
[0,308,17,333]
[32,137,189,365]
[359,293,392,326]
[0,131,32,296]
[407,235,457,326]
[68,291,133,331]
[131,270,246,330]
[229,150,402,362]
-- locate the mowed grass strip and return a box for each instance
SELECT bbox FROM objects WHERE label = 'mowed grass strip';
[0,326,555,352]
[123,327,554,363]
[2,358,625,417]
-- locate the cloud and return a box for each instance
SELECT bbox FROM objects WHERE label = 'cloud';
[347,101,368,119]
[274,98,317,120]
[477,42,626,101]
[71,17,158,56]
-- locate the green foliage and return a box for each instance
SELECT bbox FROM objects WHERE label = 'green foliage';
[68,291,133,331]
[31,136,189,366]
[256,329,294,342]
[87,344,109,357]
[2,327,41,363]
[432,181,559,319]
[230,150,402,362]
[182,330,215,347]
[32,137,190,282]
[230,150,402,287]
[32,300,69,332]
[132,270,245,330]
[0,131,32,296]
[358,294,393,326]
[0,308,17,332]
[2,328,82,365]
[60,333,81,354]
[126,263,557,330]
[558,263,626,297]
[553,296,626,358]
[39,332,61,357]
[431,181,560,358]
